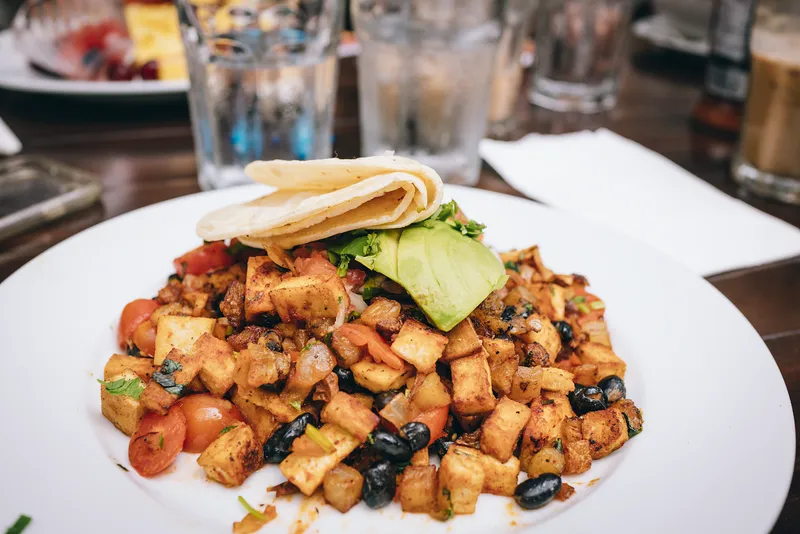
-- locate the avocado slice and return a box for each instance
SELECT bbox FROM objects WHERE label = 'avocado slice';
[356,230,400,282]
[396,221,507,331]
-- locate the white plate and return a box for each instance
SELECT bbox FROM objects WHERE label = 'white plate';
[0,30,360,101]
[0,185,793,533]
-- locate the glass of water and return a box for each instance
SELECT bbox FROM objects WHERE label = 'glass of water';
[176,0,345,190]
[528,0,631,113]
[351,0,505,185]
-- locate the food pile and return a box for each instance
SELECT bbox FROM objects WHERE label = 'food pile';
[99,156,643,532]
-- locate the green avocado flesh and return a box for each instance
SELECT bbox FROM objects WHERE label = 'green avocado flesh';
[356,221,507,332]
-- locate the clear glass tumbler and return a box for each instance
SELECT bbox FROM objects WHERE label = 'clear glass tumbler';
[732,0,800,204]
[351,0,505,185]
[176,0,345,190]
[528,0,631,113]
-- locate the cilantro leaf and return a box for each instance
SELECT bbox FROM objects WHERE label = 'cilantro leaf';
[238,496,265,521]
[158,433,164,449]
[288,400,302,411]
[336,255,351,277]
[152,359,186,397]
[366,433,375,445]
[97,377,145,400]
[504,261,520,272]
[5,515,32,534]
[623,413,642,438]
[554,438,563,453]
[227,241,246,256]
[220,425,237,436]
[428,200,485,239]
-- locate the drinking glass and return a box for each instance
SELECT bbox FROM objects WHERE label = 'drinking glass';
[528,0,631,113]
[732,0,800,204]
[176,0,345,190]
[351,0,505,185]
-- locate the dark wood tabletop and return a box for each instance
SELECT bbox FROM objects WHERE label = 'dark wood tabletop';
[1,51,798,531]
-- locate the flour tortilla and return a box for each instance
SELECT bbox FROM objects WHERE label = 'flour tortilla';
[196,155,444,248]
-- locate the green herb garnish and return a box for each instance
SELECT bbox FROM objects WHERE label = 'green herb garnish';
[623,413,642,438]
[323,332,333,345]
[542,399,555,405]
[577,303,591,314]
[346,310,361,322]
[238,496,265,521]
[288,400,302,411]
[590,300,606,310]
[327,232,381,277]
[571,296,586,304]
[430,200,486,238]
[116,463,129,472]
[504,261,520,272]
[442,488,454,521]
[5,515,32,534]
[305,425,335,454]
[97,377,145,400]
[158,433,164,449]
[152,359,186,396]
[366,433,375,445]
[227,240,246,256]
[554,438,563,453]
[220,425,237,436]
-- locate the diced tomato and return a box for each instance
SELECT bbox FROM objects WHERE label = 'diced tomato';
[176,394,244,453]
[131,320,157,356]
[117,298,159,349]
[338,324,405,370]
[345,268,367,291]
[173,241,235,278]
[412,405,449,446]
[292,242,326,259]
[128,405,187,477]
[294,250,338,277]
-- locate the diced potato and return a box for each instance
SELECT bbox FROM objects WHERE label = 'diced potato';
[197,423,261,487]
[520,392,575,468]
[244,256,283,322]
[577,343,626,380]
[438,449,485,515]
[139,381,176,415]
[154,315,216,366]
[563,439,592,475]
[399,465,438,513]
[103,354,156,381]
[411,447,430,466]
[524,447,565,477]
[541,367,575,393]
[321,392,379,441]
[234,386,302,423]
[391,319,448,373]
[479,454,521,497]
[442,319,482,362]
[279,423,361,495]
[483,338,518,396]
[527,284,565,322]
[351,393,374,410]
[509,365,542,404]
[360,297,403,334]
[100,370,145,435]
[230,387,281,446]
[571,364,598,386]
[582,407,629,459]
[269,274,347,324]
[581,320,612,347]
[517,315,561,360]
[192,333,236,397]
[351,360,414,393]
[614,399,643,436]
[331,330,362,367]
[450,352,496,415]
[323,464,364,513]
[562,416,584,444]
[454,412,485,433]
[410,373,451,411]
[140,348,203,414]
[480,396,531,462]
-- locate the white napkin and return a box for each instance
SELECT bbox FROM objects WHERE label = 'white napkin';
[480,129,800,276]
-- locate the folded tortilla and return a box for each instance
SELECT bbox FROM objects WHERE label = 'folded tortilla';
[196,155,444,248]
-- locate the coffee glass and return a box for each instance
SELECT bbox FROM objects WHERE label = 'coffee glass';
[732,0,800,204]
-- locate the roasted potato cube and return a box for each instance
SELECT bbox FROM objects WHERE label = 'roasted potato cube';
[483,338,519,396]
[577,343,626,380]
[351,360,414,393]
[197,423,261,487]
[331,330,362,367]
[527,284,565,321]
[451,352,496,415]
[154,315,216,366]
[139,381,176,415]
[524,447,565,477]
[192,333,236,397]
[562,416,584,444]
[269,274,348,324]
[480,396,531,462]
[100,370,145,435]
[360,297,403,335]
[581,320,612,347]
[321,392,379,441]
[103,354,156,381]
[410,373,451,411]
[614,399,644,436]
[391,319,448,373]
[509,365,542,404]
[480,454,521,497]
[400,465,438,513]
[563,439,592,474]
[323,464,364,513]
[411,447,430,466]
[230,387,281,446]
[245,256,283,322]
[541,367,575,393]
[351,392,374,410]
[279,423,361,495]
[521,392,575,464]
[438,449,485,515]
[582,407,629,459]
[234,386,302,423]
[518,314,561,359]
[140,348,202,414]
[571,364,598,386]
[442,319,482,362]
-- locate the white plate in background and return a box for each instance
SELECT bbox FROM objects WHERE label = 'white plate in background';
[0,185,793,533]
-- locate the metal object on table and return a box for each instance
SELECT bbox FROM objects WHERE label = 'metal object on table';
[733,0,800,205]
[351,0,506,186]
[528,0,632,113]
[0,156,102,241]
[176,0,345,191]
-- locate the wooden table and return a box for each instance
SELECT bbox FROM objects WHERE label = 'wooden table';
[1,53,798,531]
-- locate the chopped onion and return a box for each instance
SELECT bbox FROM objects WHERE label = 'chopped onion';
[334,294,348,328]
[349,291,368,314]
[528,317,542,332]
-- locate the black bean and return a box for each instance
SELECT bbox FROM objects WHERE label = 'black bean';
[514,474,562,510]
[568,385,607,415]
[374,389,401,411]
[399,422,430,452]
[371,429,412,463]
[263,412,316,463]
[553,321,574,343]
[597,375,626,403]
[362,460,396,509]
[333,366,357,393]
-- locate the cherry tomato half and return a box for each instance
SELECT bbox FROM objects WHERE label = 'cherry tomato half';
[131,320,157,356]
[129,405,187,477]
[173,241,235,278]
[176,394,244,453]
[117,298,159,349]
[412,405,449,446]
